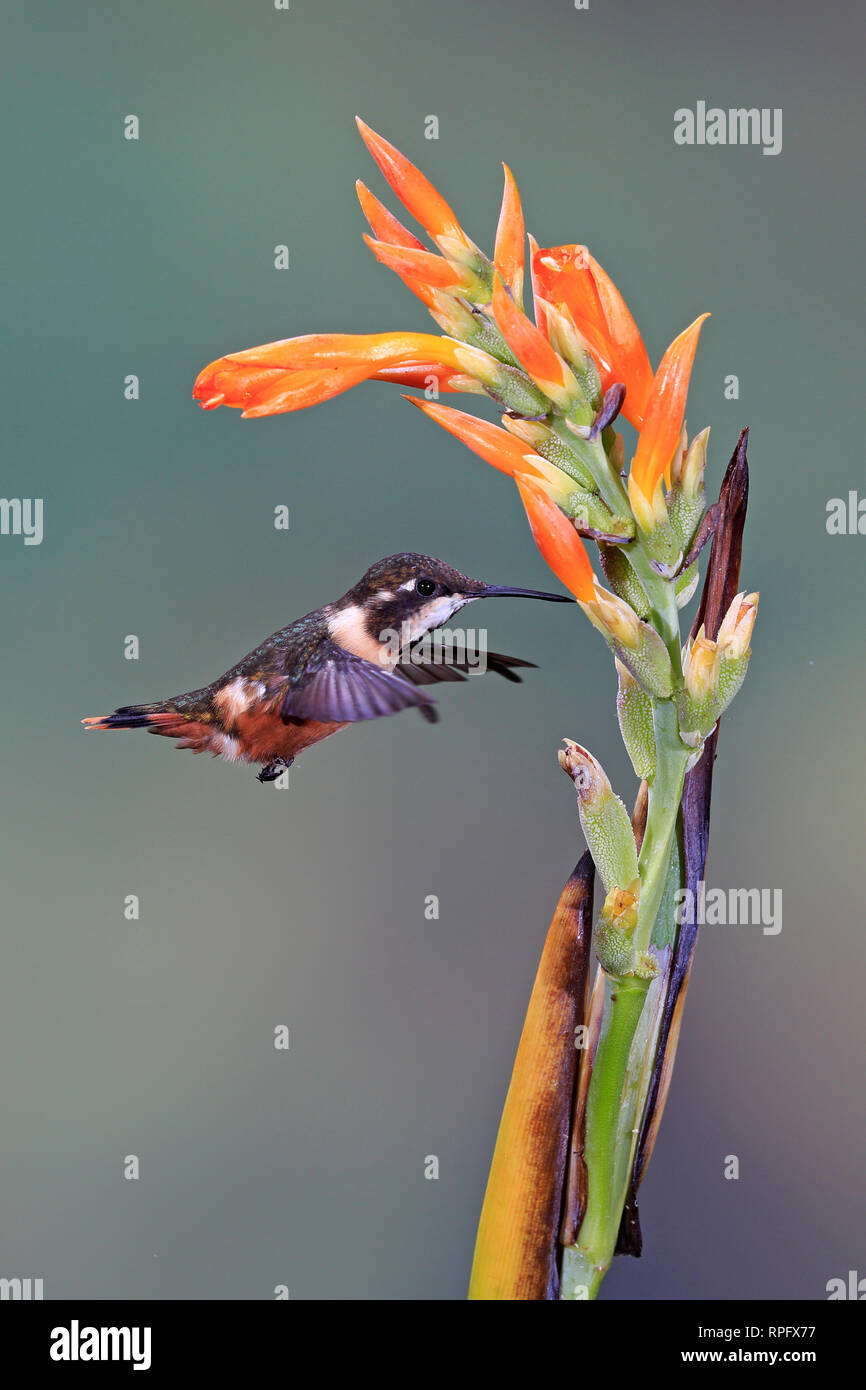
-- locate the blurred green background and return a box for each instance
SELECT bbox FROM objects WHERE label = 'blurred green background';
[1,0,863,1299]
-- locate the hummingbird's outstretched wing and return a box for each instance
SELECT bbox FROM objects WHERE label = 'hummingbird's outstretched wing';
[395,647,537,686]
[277,640,437,724]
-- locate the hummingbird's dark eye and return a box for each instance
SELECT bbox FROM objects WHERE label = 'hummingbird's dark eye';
[416,578,437,597]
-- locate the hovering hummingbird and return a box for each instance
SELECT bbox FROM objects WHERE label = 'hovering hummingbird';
[83,554,572,782]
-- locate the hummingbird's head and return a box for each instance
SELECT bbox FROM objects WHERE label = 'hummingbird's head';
[329,553,573,661]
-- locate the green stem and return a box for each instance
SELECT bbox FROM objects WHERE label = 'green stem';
[626,547,682,664]
[553,422,630,519]
[634,701,689,956]
[562,550,689,1299]
[560,973,649,1298]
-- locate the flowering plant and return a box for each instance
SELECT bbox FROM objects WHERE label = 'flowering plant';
[194,121,755,1300]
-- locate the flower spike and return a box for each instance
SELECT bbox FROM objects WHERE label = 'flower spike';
[355,117,478,263]
[494,164,525,306]
[629,313,710,502]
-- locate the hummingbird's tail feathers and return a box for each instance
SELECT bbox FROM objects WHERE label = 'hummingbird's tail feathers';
[82,700,205,740]
[82,703,181,732]
[83,703,218,755]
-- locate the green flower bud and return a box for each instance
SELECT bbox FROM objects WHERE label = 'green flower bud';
[616,660,657,780]
[566,494,633,539]
[453,345,551,415]
[612,619,674,700]
[667,427,709,550]
[503,415,597,491]
[595,882,641,977]
[599,545,651,619]
[626,475,683,576]
[558,741,639,895]
[716,591,758,713]
[542,301,603,412]
[677,592,758,736]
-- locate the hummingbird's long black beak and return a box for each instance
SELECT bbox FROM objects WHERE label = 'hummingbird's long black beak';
[478,584,575,603]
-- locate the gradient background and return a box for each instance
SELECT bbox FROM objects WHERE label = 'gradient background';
[2,0,863,1300]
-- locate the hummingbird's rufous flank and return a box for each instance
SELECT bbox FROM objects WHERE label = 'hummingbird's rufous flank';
[83,554,572,782]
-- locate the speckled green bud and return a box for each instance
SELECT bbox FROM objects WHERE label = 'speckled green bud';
[599,544,651,619]
[616,660,657,781]
[611,620,674,701]
[558,741,639,896]
[502,416,597,491]
[564,493,633,539]
[667,488,706,553]
[595,883,641,977]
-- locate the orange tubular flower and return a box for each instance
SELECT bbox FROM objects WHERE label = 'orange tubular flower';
[355,180,426,251]
[404,398,547,480]
[356,181,440,308]
[628,313,710,503]
[494,165,525,306]
[193,332,468,418]
[370,363,483,393]
[355,117,479,264]
[514,474,596,603]
[491,277,576,409]
[362,236,476,291]
[233,366,374,420]
[532,245,654,428]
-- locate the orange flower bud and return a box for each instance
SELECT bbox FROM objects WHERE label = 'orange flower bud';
[405,398,547,480]
[629,314,709,502]
[355,117,478,261]
[532,244,653,428]
[513,473,596,602]
[362,236,477,292]
[355,180,425,251]
[494,164,525,306]
[356,183,440,307]
[491,278,577,410]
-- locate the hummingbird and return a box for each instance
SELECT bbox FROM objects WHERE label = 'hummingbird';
[83,554,572,782]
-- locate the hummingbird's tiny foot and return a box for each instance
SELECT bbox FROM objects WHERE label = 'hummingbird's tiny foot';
[257,757,294,784]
